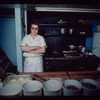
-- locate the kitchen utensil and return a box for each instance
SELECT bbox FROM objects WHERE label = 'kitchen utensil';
[68,45,76,50]
[60,28,66,34]
[58,20,67,24]
[77,46,89,53]
[66,72,71,79]
[33,74,47,81]
[80,32,86,35]
[69,29,73,34]
[23,80,43,96]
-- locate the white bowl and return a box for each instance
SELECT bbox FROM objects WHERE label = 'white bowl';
[0,83,23,96]
[0,82,3,89]
[62,79,83,96]
[23,80,43,96]
[43,80,62,96]
[80,78,100,96]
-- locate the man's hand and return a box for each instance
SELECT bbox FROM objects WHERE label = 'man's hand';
[25,44,41,50]
[21,44,41,52]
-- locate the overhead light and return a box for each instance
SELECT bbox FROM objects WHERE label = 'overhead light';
[35,7,100,13]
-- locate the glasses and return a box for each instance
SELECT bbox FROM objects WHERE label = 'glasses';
[31,27,39,30]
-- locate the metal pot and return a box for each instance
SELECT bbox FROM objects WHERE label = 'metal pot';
[68,45,76,50]
[77,46,88,53]
[60,28,66,34]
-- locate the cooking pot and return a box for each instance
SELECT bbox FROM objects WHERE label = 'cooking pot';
[77,46,89,53]
[68,45,76,50]
[60,28,66,34]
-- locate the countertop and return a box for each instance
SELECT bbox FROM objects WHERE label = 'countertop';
[18,71,100,83]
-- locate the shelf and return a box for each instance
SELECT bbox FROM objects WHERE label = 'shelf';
[39,24,67,27]
[39,23,93,27]
[44,34,91,37]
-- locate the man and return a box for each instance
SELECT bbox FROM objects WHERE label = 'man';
[20,22,46,72]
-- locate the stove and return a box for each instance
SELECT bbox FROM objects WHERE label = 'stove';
[43,50,99,72]
[44,50,83,60]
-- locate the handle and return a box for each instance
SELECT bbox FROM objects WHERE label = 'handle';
[33,74,47,81]
[66,72,71,79]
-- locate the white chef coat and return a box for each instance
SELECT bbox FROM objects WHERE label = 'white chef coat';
[20,34,46,72]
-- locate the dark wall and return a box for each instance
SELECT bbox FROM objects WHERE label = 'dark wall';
[27,11,99,52]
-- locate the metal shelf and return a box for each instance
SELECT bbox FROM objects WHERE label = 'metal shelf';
[44,34,91,37]
[39,23,93,27]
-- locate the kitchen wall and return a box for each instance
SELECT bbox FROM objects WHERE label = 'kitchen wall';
[0,16,99,67]
[0,18,17,66]
[86,20,99,52]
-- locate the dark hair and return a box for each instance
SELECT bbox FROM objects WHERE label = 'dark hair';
[29,22,39,33]
[30,22,39,29]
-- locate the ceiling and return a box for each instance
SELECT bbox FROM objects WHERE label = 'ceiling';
[1,4,100,13]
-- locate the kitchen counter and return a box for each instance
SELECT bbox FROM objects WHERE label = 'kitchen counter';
[18,71,100,83]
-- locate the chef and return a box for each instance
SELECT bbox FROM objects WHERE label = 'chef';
[20,22,46,72]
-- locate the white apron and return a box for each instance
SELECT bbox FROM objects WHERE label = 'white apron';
[20,34,47,72]
[24,56,43,72]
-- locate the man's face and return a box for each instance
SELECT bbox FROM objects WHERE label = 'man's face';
[31,24,39,35]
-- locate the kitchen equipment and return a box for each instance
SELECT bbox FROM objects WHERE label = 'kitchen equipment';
[80,32,86,35]
[23,80,43,96]
[43,80,62,96]
[69,29,73,34]
[63,50,83,59]
[80,78,100,96]
[60,28,66,34]
[66,72,71,79]
[33,74,47,81]
[0,83,23,96]
[57,20,67,24]
[77,46,89,53]
[68,45,76,50]
[62,79,83,96]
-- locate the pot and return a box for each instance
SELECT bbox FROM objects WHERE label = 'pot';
[77,46,88,53]
[60,28,66,34]
[68,45,76,50]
